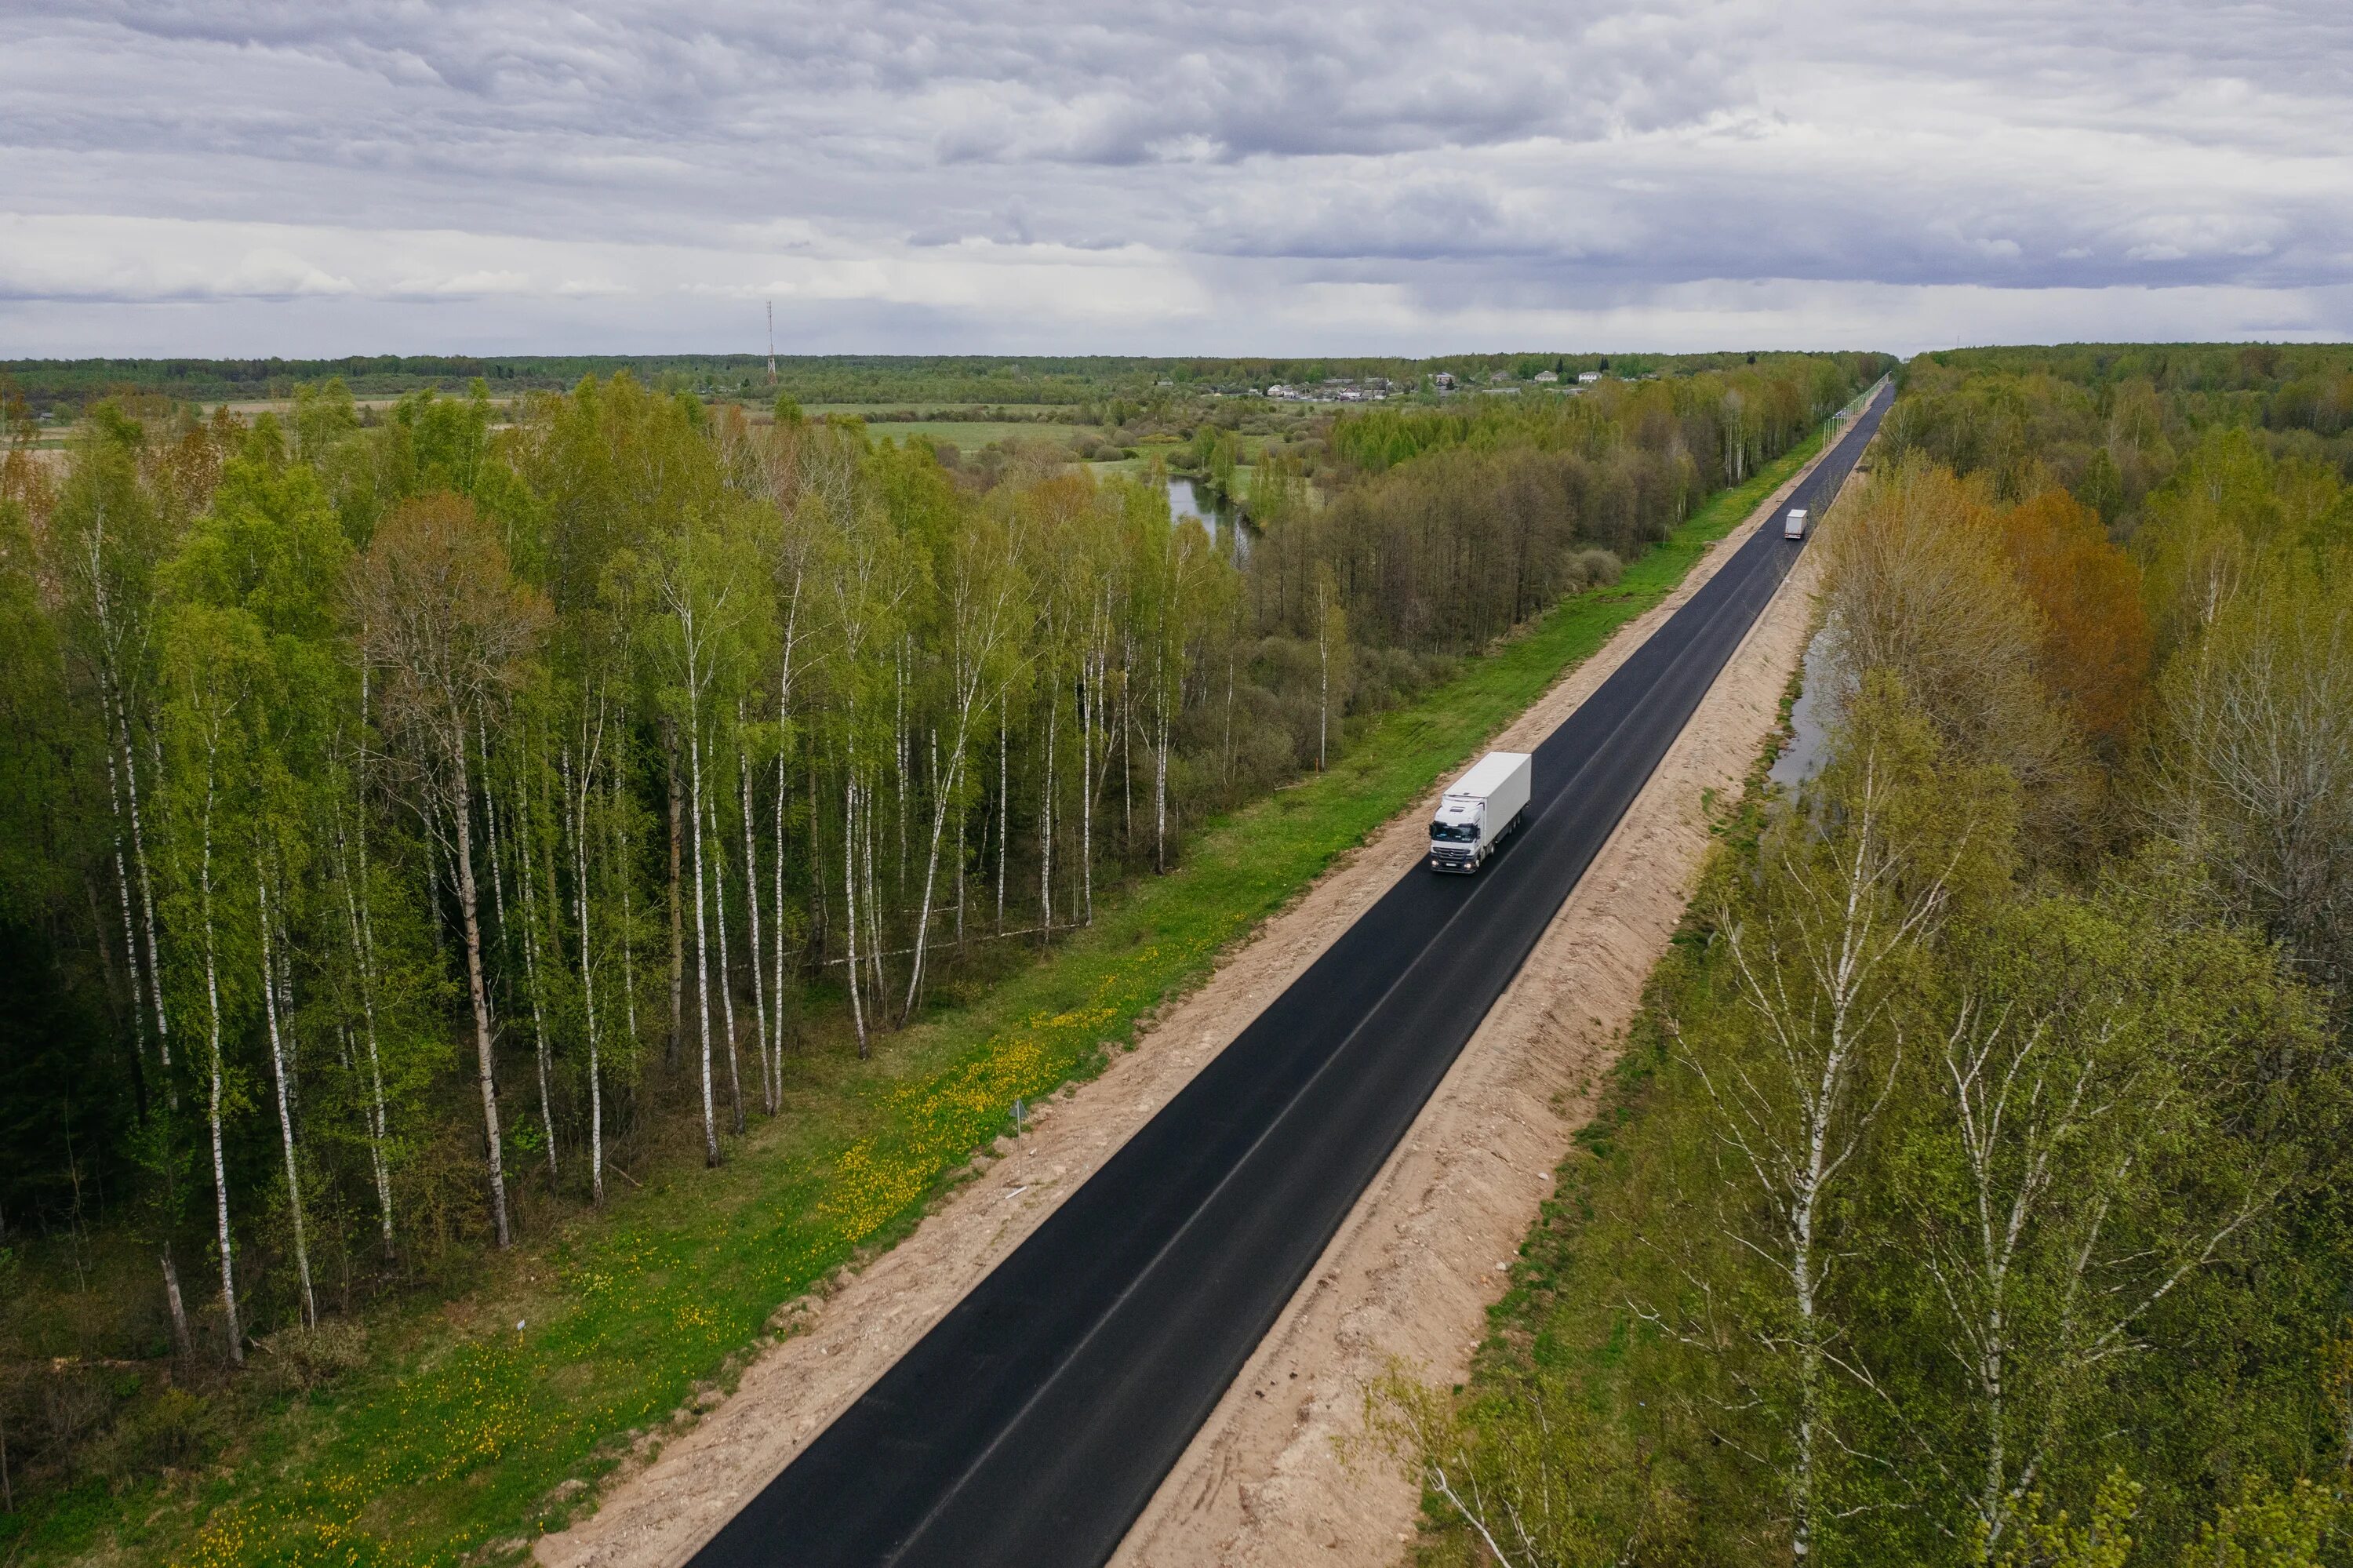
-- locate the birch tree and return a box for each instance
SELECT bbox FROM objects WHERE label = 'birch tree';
[48,413,176,1097]
[158,602,264,1362]
[820,495,918,1051]
[1652,678,2008,1563]
[1144,500,1211,867]
[2143,563,2353,1007]
[1898,883,2305,1563]
[1311,560,1344,777]
[645,500,767,1157]
[254,856,316,1327]
[562,693,609,1203]
[329,721,397,1257]
[353,492,548,1249]
[901,508,1027,1017]
[162,427,351,1339]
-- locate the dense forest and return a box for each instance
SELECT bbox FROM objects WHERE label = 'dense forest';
[0,351,1880,1524]
[1385,346,2353,1565]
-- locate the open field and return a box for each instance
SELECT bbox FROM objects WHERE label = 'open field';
[865,420,1093,449]
[798,402,1089,420]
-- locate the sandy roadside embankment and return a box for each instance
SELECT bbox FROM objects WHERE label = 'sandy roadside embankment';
[537,442,1856,1568]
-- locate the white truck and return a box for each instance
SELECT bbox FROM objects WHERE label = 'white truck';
[1783,506,1809,540]
[1428,751,1533,873]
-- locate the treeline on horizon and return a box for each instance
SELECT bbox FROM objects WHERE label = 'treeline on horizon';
[4,348,1877,417]
[1384,347,2353,1566]
[1891,341,2353,513]
[0,351,1875,1515]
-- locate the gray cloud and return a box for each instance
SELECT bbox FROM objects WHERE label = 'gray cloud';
[2,0,2348,353]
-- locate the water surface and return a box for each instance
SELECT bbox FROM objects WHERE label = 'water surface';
[1768,621,1838,791]
[1166,478,1253,562]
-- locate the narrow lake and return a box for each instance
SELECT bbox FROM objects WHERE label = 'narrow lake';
[1166,477,1253,562]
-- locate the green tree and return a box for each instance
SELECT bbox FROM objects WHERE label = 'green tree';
[352,492,548,1248]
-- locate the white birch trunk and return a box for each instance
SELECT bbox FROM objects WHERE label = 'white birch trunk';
[564,733,606,1207]
[844,775,868,1057]
[1122,630,1135,846]
[195,752,242,1362]
[449,739,511,1249]
[1155,684,1171,871]
[1039,689,1056,940]
[1696,753,1938,1564]
[1080,664,1093,922]
[610,752,639,1050]
[772,735,787,1090]
[511,765,558,1182]
[255,860,317,1328]
[707,788,744,1135]
[769,561,803,1092]
[162,1250,195,1358]
[900,742,965,1021]
[896,646,909,896]
[737,720,771,1115]
[687,704,719,1166]
[863,773,885,998]
[904,567,1013,1017]
[996,714,1007,933]
[83,509,173,1073]
[1316,612,1329,772]
[347,666,396,1255]
[98,689,152,1080]
[335,806,395,1257]
[122,704,172,1060]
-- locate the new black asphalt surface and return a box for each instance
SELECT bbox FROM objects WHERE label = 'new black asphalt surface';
[689,384,1891,1568]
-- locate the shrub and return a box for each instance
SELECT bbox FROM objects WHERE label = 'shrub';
[253,1320,370,1395]
[98,1384,216,1479]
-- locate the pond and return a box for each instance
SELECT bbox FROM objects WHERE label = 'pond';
[1768,620,1838,791]
[1166,478,1254,563]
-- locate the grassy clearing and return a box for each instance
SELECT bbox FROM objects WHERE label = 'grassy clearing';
[867,420,1092,449]
[798,402,1084,421]
[18,433,1824,1567]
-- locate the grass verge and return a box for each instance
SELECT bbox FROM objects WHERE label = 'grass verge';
[17,431,1826,1567]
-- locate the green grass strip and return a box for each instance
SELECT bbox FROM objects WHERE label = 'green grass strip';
[26,432,1823,1568]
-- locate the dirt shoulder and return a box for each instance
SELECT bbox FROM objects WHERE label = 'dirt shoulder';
[535,451,1838,1568]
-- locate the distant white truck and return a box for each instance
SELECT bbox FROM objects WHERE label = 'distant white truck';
[1784,506,1809,540]
[1428,751,1533,873]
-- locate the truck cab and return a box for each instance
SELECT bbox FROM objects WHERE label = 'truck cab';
[1428,799,1486,871]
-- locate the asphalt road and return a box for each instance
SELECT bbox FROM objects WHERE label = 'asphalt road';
[691,384,1891,1568]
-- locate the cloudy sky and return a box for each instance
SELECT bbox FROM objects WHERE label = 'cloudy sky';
[5,1,2348,358]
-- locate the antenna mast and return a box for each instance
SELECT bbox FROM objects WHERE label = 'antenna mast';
[766,301,776,384]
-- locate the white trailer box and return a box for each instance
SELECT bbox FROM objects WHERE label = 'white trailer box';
[1428,751,1533,873]
[1783,506,1809,540]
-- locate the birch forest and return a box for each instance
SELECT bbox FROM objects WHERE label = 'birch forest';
[1380,344,2353,1568]
[0,355,1876,1511]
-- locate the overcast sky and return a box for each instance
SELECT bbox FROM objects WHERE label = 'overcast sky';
[5,1,2348,358]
